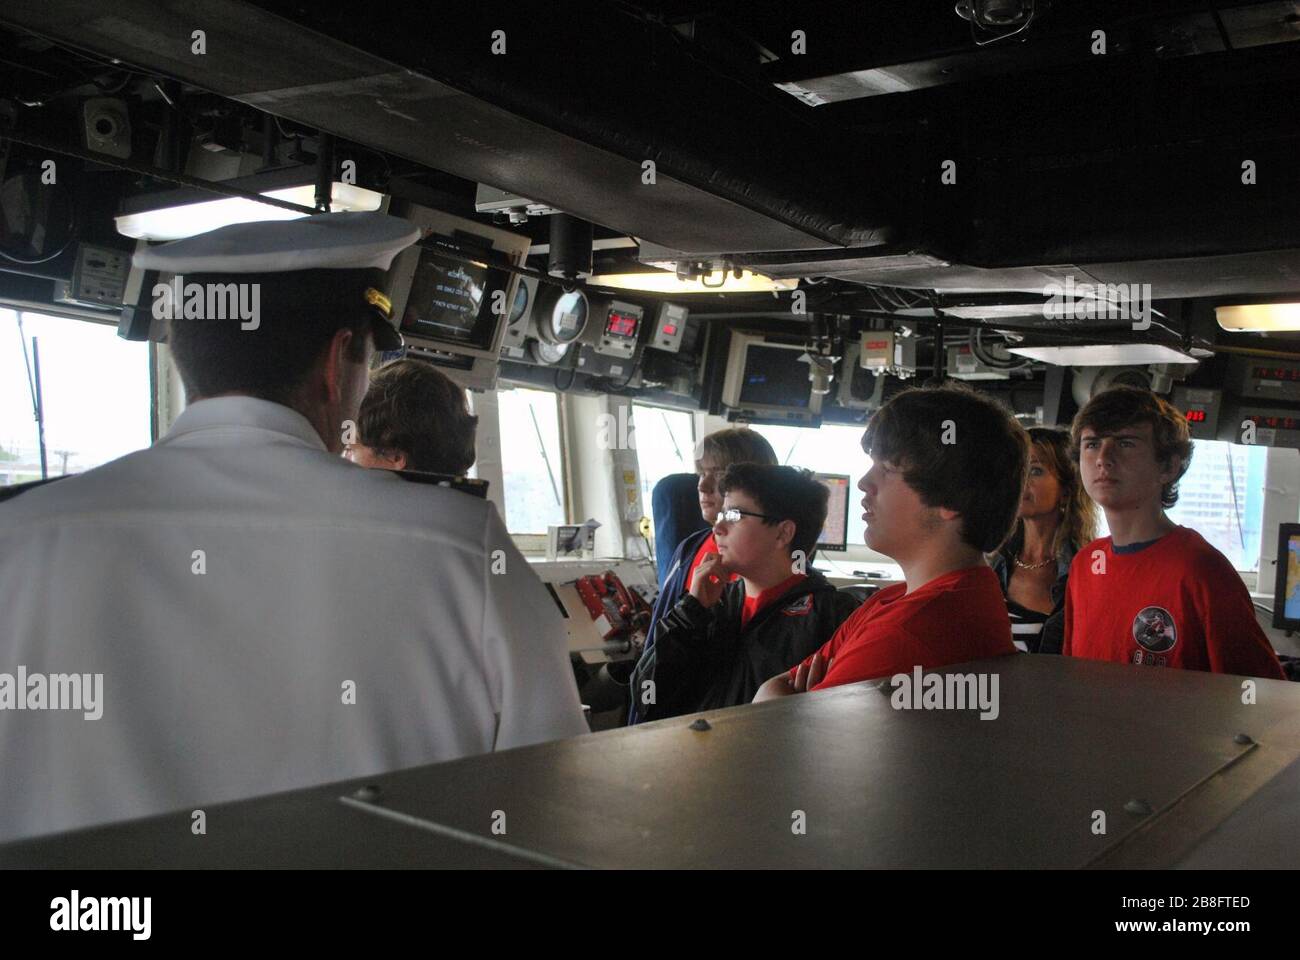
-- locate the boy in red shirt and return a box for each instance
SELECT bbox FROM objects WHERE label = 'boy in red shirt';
[755,383,1027,699]
[1062,386,1284,679]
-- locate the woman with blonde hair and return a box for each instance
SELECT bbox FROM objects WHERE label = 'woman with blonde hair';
[989,426,1097,654]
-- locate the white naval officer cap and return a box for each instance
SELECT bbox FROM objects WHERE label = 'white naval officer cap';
[134,212,420,350]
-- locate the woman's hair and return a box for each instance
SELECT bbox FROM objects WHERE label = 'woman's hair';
[695,427,778,469]
[999,426,1099,559]
[1069,385,1193,508]
[356,358,478,474]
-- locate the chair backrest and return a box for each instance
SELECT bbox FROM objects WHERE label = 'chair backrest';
[651,472,710,584]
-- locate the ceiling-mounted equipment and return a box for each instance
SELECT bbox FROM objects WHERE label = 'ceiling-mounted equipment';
[54,243,131,309]
[1216,303,1300,333]
[82,98,132,160]
[530,339,571,365]
[955,0,1035,28]
[585,298,644,359]
[474,184,559,223]
[382,201,531,391]
[115,167,385,240]
[533,285,590,347]
[547,214,593,281]
[947,343,1012,380]
[1170,386,1222,441]
[1071,366,1156,406]
[498,276,538,358]
[721,332,824,426]
[589,264,799,295]
[1007,344,1202,367]
[649,302,688,353]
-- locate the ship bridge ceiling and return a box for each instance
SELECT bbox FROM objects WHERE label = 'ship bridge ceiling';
[2,0,1300,299]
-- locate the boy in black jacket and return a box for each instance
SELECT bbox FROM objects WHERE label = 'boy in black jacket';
[632,464,859,721]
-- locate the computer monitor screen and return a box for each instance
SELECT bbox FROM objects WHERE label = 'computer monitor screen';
[1272,523,1300,629]
[815,473,851,551]
[739,345,810,409]
[402,248,490,343]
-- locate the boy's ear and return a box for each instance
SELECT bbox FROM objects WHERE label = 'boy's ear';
[779,518,796,549]
[936,505,962,523]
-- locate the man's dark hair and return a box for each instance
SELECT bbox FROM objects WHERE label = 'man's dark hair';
[166,269,384,405]
[864,382,1029,552]
[719,463,829,559]
[357,358,478,475]
[1069,385,1193,508]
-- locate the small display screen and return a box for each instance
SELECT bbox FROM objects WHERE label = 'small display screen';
[739,345,810,408]
[816,474,851,551]
[400,237,508,351]
[606,311,638,338]
[1284,533,1300,623]
[1247,414,1300,430]
[1185,408,1207,423]
[1252,366,1300,382]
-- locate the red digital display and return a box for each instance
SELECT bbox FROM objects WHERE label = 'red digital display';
[606,311,638,338]
[662,323,678,336]
[1185,409,1206,423]
[1252,366,1300,381]
[1248,414,1300,430]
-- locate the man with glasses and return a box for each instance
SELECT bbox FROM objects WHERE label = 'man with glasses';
[631,464,858,721]
[627,427,778,723]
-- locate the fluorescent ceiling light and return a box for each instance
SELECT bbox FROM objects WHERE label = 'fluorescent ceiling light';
[1006,344,1199,366]
[589,268,798,294]
[115,183,384,241]
[1216,303,1300,332]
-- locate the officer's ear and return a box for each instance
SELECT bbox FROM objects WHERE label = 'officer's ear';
[320,326,360,403]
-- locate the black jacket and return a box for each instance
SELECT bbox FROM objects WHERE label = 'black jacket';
[631,570,860,722]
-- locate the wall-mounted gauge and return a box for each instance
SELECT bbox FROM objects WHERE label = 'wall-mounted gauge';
[500,277,538,354]
[531,339,571,365]
[534,286,589,346]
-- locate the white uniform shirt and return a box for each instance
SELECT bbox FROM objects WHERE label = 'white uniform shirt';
[0,397,587,843]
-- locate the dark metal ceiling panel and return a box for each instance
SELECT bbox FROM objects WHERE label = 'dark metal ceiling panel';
[0,0,857,255]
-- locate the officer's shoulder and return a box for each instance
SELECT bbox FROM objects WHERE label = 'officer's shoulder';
[391,469,489,500]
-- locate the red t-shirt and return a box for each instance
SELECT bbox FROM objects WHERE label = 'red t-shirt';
[791,565,1016,690]
[1062,526,1285,679]
[686,532,739,593]
[741,573,807,628]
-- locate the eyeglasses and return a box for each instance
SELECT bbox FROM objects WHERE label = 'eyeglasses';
[718,507,780,524]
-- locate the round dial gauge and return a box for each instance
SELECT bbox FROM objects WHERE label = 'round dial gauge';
[537,288,589,345]
[531,339,570,365]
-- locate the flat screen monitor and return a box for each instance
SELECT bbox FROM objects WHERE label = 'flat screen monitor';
[721,332,822,423]
[739,345,811,408]
[382,202,531,364]
[1271,522,1300,629]
[399,233,511,353]
[815,473,851,552]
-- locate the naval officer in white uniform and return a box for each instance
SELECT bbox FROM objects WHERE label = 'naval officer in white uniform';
[0,213,587,844]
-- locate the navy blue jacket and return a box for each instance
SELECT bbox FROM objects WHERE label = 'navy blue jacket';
[628,527,713,724]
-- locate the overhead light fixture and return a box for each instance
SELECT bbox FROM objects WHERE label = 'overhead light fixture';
[1006,344,1201,366]
[588,267,798,295]
[1215,303,1300,332]
[115,168,384,241]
